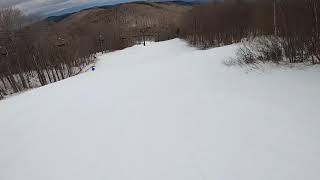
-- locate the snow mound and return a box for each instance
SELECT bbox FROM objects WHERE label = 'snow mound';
[1,39,320,180]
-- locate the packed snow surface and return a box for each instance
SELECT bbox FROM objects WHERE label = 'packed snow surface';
[1,39,320,180]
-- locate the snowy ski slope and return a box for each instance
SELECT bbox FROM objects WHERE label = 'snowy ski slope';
[1,39,320,180]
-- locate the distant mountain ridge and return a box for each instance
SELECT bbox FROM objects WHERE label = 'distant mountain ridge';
[45,0,203,22]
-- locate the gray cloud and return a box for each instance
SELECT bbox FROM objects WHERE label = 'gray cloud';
[0,0,106,15]
[0,0,26,6]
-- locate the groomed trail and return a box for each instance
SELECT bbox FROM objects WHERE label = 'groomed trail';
[1,39,320,180]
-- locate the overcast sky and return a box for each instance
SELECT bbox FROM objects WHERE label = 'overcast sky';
[0,0,111,15]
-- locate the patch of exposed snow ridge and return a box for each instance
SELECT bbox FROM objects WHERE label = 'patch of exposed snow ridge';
[1,39,320,180]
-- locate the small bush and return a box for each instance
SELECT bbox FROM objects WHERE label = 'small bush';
[228,37,284,66]
[254,37,283,63]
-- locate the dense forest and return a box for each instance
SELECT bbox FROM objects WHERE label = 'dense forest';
[0,4,176,99]
[180,0,320,64]
[1,0,319,99]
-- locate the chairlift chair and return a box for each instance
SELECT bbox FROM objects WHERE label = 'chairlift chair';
[55,37,66,47]
[0,46,8,56]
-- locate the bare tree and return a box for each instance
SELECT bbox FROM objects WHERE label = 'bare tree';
[273,0,278,36]
[0,7,25,31]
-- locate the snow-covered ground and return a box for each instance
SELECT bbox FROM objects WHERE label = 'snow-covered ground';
[1,39,320,180]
